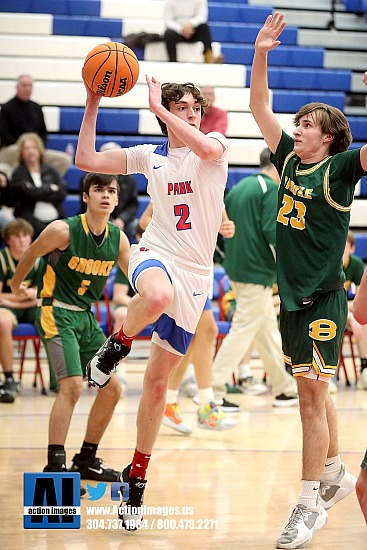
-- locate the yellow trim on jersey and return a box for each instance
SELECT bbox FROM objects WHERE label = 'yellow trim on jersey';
[323,164,353,212]
[81,213,109,237]
[81,213,89,234]
[280,151,296,181]
[39,305,59,339]
[40,265,56,298]
[5,247,17,274]
[295,156,331,176]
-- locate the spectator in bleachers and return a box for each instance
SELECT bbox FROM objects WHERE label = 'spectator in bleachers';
[163,0,223,63]
[343,230,367,390]
[354,267,367,523]
[200,86,228,136]
[10,172,131,488]
[0,75,71,177]
[0,218,41,403]
[211,148,298,407]
[250,12,367,547]
[9,133,67,238]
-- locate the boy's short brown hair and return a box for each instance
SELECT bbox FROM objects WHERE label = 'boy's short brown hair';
[293,103,352,155]
[3,218,34,242]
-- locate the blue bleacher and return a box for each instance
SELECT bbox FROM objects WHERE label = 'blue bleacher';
[211,23,297,46]
[0,0,101,16]
[355,233,367,261]
[63,194,80,217]
[344,0,363,12]
[272,91,345,113]
[60,108,140,134]
[222,44,324,68]
[253,68,351,92]
[54,15,121,37]
[208,4,271,24]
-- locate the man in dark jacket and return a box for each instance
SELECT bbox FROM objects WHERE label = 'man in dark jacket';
[0,75,70,176]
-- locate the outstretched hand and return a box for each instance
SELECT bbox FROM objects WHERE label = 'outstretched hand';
[254,12,286,54]
[145,75,163,115]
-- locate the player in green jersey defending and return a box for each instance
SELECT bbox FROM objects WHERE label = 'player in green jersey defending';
[10,173,130,488]
[250,12,367,549]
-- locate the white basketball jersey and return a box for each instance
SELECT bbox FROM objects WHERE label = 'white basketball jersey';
[124,132,228,269]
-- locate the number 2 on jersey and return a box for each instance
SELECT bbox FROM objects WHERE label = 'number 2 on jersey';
[174,204,192,231]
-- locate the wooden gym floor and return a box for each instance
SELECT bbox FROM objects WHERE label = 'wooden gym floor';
[0,343,366,550]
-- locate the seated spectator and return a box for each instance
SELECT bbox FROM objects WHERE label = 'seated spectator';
[0,75,71,177]
[78,142,138,243]
[163,0,223,63]
[0,218,41,403]
[200,86,228,135]
[9,133,67,238]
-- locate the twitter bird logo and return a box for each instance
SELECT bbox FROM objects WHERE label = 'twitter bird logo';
[86,482,107,501]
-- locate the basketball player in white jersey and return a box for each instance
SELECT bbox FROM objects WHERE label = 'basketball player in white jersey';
[76,74,228,528]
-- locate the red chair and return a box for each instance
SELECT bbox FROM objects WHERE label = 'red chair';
[13,323,46,395]
[337,329,358,386]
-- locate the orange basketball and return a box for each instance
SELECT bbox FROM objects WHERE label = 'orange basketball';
[82,41,139,97]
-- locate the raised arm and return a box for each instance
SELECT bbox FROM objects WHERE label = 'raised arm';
[249,12,285,153]
[75,82,128,174]
[146,75,225,161]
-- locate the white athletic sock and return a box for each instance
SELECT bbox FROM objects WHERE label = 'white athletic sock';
[238,363,252,379]
[198,387,214,408]
[297,480,321,511]
[166,389,179,404]
[321,454,342,482]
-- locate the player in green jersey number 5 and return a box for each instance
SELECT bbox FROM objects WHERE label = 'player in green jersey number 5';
[250,12,367,549]
[10,173,131,492]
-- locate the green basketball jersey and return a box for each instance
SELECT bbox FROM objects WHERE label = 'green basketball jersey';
[38,214,121,309]
[271,131,365,311]
[0,246,41,293]
[344,253,365,293]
